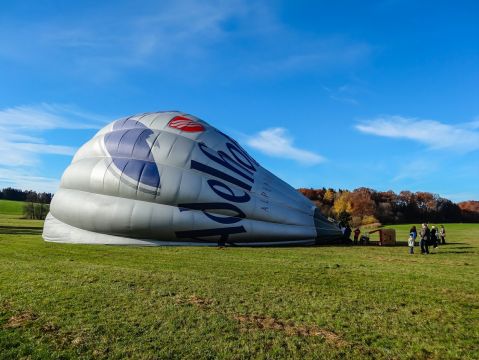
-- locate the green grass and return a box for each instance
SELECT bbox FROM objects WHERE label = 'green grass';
[0,217,478,359]
[0,199,25,216]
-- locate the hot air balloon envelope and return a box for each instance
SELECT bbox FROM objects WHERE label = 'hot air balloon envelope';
[42,112,343,246]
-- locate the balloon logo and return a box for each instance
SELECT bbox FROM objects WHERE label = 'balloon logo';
[168,116,205,132]
[104,119,160,190]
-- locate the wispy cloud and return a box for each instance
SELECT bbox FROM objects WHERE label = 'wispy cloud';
[356,115,479,152]
[442,192,479,203]
[322,84,361,105]
[0,1,258,80]
[0,103,107,131]
[0,103,107,191]
[0,2,371,82]
[465,117,479,130]
[246,128,325,165]
[392,158,438,182]
[0,168,60,194]
[250,39,371,76]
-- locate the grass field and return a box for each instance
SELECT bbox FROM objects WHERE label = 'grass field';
[0,199,25,216]
[0,215,477,359]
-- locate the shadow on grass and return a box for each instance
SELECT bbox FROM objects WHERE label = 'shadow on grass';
[0,225,42,235]
[348,241,410,247]
[350,241,476,249]
[432,250,477,254]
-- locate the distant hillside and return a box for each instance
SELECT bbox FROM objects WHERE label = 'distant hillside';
[0,199,50,220]
[0,199,24,216]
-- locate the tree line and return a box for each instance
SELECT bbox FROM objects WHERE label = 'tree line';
[298,187,479,226]
[2,186,478,224]
[0,187,52,220]
[0,187,52,204]
[459,201,479,222]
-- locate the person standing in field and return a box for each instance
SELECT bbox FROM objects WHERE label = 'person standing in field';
[353,228,361,245]
[439,225,446,244]
[431,225,438,249]
[344,225,352,241]
[409,225,417,253]
[408,226,417,254]
[420,223,430,254]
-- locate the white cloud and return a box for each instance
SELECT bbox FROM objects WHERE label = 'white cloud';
[0,103,107,130]
[0,103,105,166]
[356,115,479,153]
[10,143,76,156]
[0,142,76,167]
[465,117,479,130]
[0,103,107,192]
[0,168,60,193]
[246,128,325,165]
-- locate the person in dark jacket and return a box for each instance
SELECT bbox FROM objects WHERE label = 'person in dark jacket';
[430,225,438,248]
[419,223,430,254]
[344,225,352,241]
[353,228,361,245]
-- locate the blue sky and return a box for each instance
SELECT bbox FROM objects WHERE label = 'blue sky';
[0,0,478,201]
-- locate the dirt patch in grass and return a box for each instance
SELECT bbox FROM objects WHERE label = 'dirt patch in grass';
[3,310,37,328]
[51,330,88,348]
[41,321,60,333]
[0,299,13,311]
[71,335,85,347]
[234,314,348,347]
[188,295,213,307]
[176,295,213,308]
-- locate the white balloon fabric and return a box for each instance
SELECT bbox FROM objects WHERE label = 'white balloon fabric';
[43,111,342,246]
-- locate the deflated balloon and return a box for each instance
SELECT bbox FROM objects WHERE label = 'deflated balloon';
[43,111,342,246]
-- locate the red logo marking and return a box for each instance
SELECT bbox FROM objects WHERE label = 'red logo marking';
[167,116,205,132]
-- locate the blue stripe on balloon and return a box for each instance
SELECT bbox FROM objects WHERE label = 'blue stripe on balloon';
[104,119,160,189]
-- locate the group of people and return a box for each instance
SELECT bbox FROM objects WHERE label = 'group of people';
[339,224,369,245]
[352,227,370,245]
[408,224,446,254]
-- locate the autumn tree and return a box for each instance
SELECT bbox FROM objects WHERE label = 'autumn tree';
[333,191,352,215]
[323,188,336,205]
[298,187,479,224]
